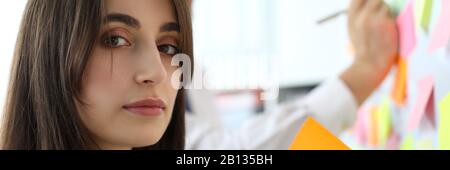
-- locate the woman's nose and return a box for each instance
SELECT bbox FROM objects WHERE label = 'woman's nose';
[134,44,167,86]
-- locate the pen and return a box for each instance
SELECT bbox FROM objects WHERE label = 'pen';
[317,9,347,25]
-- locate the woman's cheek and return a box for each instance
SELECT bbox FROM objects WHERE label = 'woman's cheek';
[80,48,133,117]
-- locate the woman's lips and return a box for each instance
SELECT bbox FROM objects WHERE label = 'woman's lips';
[123,98,166,117]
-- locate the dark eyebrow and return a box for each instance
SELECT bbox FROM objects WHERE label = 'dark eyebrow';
[105,13,179,32]
[105,13,141,28]
[160,22,180,32]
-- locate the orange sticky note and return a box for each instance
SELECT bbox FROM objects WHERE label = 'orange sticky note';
[290,117,351,150]
[368,106,379,147]
[391,58,408,106]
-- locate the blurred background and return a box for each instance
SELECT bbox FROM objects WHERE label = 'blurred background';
[189,0,352,129]
[0,0,28,128]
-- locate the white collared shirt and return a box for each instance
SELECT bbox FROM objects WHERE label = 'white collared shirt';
[185,77,358,150]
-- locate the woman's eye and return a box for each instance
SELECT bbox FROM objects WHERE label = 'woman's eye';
[103,35,131,48]
[158,44,180,56]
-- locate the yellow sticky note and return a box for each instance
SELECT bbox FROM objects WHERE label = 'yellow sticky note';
[400,134,414,150]
[377,98,392,146]
[414,0,433,32]
[439,93,450,150]
[391,57,408,106]
[417,139,434,150]
[290,117,351,150]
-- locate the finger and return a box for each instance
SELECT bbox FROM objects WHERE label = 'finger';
[348,0,366,16]
[359,0,382,20]
[348,0,367,23]
[363,0,383,14]
[378,3,392,17]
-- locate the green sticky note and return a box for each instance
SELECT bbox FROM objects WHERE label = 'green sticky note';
[377,97,392,146]
[439,93,450,150]
[414,0,433,32]
[384,0,408,15]
[400,134,414,150]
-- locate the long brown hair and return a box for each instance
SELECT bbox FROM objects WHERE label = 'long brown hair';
[1,0,193,150]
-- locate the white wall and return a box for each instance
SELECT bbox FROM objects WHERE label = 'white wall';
[192,0,353,89]
[0,0,27,121]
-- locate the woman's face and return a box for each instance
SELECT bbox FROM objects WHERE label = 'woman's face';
[77,0,181,149]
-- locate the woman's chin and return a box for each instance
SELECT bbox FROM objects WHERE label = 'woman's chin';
[126,135,164,148]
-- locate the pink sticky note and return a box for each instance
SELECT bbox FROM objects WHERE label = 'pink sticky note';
[355,107,369,144]
[407,75,435,131]
[428,0,450,53]
[386,132,401,150]
[447,40,450,54]
[397,0,416,58]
